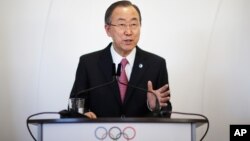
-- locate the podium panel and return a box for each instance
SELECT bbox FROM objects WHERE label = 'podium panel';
[28,118,206,141]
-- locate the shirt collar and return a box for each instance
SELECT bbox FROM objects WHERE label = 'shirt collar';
[110,44,136,66]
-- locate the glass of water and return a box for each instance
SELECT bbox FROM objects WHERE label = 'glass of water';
[68,98,85,114]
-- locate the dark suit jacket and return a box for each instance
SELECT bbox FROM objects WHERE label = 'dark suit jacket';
[70,43,172,117]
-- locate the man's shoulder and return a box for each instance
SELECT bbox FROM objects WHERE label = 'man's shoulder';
[79,45,110,61]
[80,49,103,59]
[137,47,165,62]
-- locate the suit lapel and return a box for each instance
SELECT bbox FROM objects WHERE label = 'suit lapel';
[124,47,148,104]
[98,43,122,105]
[98,44,113,82]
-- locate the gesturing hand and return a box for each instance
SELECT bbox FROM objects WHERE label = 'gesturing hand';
[147,81,171,111]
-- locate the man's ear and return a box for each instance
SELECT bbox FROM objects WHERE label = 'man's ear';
[105,24,111,37]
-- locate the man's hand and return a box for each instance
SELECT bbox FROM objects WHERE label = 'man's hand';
[147,81,171,111]
[84,111,97,119]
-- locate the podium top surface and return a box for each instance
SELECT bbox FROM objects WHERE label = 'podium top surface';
[28,118,206,126]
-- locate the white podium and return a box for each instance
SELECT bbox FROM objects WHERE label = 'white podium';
[28,118,206,141]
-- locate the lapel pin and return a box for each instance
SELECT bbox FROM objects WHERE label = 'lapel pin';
[139,63,143,68]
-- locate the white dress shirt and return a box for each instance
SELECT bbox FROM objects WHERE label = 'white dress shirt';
[110,44,136,81]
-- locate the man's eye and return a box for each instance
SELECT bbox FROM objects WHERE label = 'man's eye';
[119,24,126,27]
[131,24,137,27]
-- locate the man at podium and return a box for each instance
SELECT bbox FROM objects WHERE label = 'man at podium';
[70,0,172,118]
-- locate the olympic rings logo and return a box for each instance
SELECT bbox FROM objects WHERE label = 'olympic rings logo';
[94,126,136,141]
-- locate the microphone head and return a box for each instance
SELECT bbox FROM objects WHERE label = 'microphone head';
[112,63,116,77]
[116,63,121,76]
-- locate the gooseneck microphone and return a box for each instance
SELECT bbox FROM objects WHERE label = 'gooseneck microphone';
[71,63,116,116]
[115,63,163,116]
[75,64,117,97]
[115,64,210,140]
[59,63,117,118]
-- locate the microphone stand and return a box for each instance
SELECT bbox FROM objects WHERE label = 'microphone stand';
[116,63,165,117]
[116,78,163,117]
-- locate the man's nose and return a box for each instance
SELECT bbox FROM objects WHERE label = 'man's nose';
[124,26,133,35]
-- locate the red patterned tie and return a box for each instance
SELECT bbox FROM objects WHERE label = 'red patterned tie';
[119,58,128,103]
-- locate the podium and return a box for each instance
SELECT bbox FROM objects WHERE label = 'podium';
[28,118,206,141]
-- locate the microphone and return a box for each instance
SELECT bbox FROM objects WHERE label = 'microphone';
[75,64,116,97]
[59,63,117,118]
[116,65,210,140]
[116,63,166,117]
[117,64,209,140]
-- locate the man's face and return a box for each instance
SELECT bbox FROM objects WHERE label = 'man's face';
[105,6,141,57]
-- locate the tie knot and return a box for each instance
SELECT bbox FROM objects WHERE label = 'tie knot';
[121,58,128,67]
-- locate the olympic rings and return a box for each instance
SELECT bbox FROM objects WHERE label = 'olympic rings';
[95,126,108,140]
[95,126,136,141]
[123,127,136,140]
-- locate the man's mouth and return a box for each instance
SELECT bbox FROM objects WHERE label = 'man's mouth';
[124,39,133,44]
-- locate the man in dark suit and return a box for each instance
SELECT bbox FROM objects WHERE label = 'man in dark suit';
[70,0,171,118]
